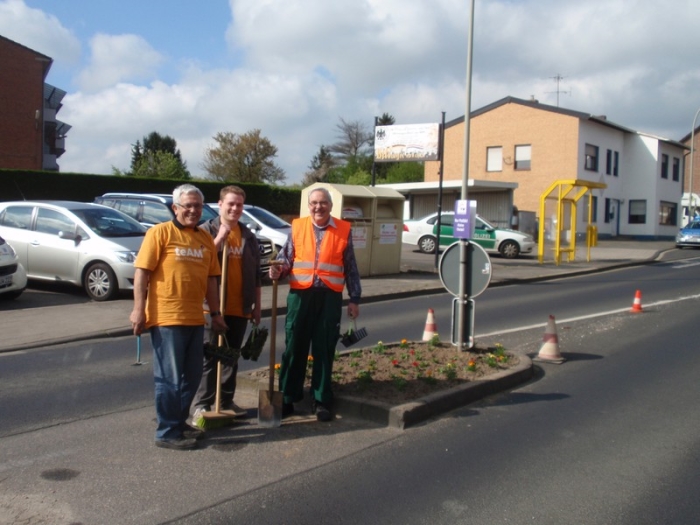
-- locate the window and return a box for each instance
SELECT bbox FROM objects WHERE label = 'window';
[581,195,598,222]
[514,145,531,170]
[604,198,615,224]
[661,154,668,179]
[35,208,75,236]
[628,200,647,224]
[659,201,677,226]
[613,151,619,176]
[672,157,680,182]
[486,146,502,172]
[606,149,612,175]
[0,206,33,229]
[585,144,599,171]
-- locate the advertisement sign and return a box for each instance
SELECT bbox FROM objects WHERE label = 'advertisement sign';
[453,200,477,240]
[374,123,440,163]
[379,223,398,244]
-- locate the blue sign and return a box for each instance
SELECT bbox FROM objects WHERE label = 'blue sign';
[453,200,476,239]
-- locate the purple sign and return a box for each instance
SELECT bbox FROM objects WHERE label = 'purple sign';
[453,200,476,239]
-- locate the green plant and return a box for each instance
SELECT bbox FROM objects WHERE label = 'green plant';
[350,350,362,358]
[399,339,409,349]
[373,341,386,354]
[357,370,373,384]
[392,375,408,391]
[440,363,458,380]
[429,333,441,347]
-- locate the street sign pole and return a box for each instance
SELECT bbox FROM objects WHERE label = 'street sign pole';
[458,0,476,350]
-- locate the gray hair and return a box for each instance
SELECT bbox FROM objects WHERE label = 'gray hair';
[173,184,204,204]
[308,187,332,205]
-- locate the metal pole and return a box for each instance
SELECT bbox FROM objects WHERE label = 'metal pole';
[435,111,446,269]
[371,116,378,186]
[689,108,700,218]
[458,0,475,350]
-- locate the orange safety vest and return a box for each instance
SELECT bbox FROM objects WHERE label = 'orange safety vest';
[289,216,350,293]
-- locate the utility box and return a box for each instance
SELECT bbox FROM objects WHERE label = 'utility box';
[300,183,404,277]
[365,186,404,275]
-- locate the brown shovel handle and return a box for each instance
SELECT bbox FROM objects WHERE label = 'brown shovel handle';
[269,277,277,398]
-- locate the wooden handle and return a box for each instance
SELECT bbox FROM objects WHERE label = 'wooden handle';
[269,278,278,398]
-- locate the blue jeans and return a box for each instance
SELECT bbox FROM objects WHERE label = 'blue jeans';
[150,325,204,440]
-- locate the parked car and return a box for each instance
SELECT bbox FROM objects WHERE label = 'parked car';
[0,201,146,301]
[0,234,28,299]
[402,211,536,258]
[675,220,700,248]
[94,193,275,275]
[209,203,291,251]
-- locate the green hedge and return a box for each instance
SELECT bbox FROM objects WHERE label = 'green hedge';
[0,169,301,216]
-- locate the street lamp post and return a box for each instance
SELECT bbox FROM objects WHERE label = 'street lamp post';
[689,107,700,219]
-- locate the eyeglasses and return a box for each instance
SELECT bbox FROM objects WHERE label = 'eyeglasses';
[175,203,203,211]
[309,201,330,207]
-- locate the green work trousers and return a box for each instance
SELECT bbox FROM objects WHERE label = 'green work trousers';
[279,288,342,406]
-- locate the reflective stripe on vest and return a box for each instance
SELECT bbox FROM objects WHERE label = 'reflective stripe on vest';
[289,216,350,293]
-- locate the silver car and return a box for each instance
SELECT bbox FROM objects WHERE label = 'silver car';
[0,201,146,301]
[0,235,28,299]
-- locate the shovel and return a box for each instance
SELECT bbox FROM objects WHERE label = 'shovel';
[201,243,245,423]
[258,263,283,427]
[339,318,368,348]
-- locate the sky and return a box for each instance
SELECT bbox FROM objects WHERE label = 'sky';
[2,0,700,185]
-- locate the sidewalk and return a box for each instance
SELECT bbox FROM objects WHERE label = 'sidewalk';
[0,239,673,353]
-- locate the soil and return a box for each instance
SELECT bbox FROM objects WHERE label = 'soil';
[248,338,519,406]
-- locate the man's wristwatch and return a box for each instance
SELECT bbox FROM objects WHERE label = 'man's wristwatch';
[210,311,221,317]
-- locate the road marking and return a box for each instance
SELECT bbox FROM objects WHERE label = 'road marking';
[477,293,700,338]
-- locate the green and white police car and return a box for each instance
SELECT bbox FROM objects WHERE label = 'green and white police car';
[402,211,535,258]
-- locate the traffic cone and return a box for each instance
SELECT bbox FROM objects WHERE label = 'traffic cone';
[422,308,437,341]
[534,315,565,364]
[630,290,643,313]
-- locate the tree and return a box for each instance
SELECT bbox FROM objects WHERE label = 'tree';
[301,145,337,186]
[383,161,424,183]
[202,130,286,184]
[327,118,373,163]
[128,131,190,179]
[131,150,191,180]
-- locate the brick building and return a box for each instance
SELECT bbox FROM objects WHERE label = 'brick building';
[0,35,70,171]
[423,96,686,239]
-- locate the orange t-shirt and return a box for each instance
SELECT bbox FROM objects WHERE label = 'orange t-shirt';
[135,221,221,328]
[223,227,246,318]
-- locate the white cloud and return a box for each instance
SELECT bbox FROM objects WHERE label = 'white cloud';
[76,33,163,92]
[0,0,80,66]
[9,0,699,184]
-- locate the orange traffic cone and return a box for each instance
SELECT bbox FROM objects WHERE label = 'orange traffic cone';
[534,315,565,364]
[422,308,437,341]
[631,290,643,313]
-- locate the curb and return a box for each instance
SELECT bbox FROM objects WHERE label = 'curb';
[237,354,533,429]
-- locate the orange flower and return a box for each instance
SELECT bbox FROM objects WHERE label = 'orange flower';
[308,355,314,362]
[274,363,281,370]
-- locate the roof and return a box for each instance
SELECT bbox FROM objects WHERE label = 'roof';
[444,95,658,137]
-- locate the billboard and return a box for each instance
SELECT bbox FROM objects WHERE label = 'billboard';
[374,123,440,163]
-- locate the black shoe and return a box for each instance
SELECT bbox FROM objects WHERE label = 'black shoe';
[155,437,198,450]
[183,426,205,441]
[282,403,295,418]
[312,400,333,422]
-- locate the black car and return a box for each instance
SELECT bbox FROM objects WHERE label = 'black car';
[94,193,274,275]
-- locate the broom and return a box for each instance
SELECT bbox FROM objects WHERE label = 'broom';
[192,242,242,430]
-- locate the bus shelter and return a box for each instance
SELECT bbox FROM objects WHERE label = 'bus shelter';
[538,179,607,265]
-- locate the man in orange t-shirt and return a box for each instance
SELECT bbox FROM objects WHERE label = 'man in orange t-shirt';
[130,184,226,451]
[192,185,262,421]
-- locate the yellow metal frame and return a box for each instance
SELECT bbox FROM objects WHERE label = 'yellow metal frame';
[538,179,607,265]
